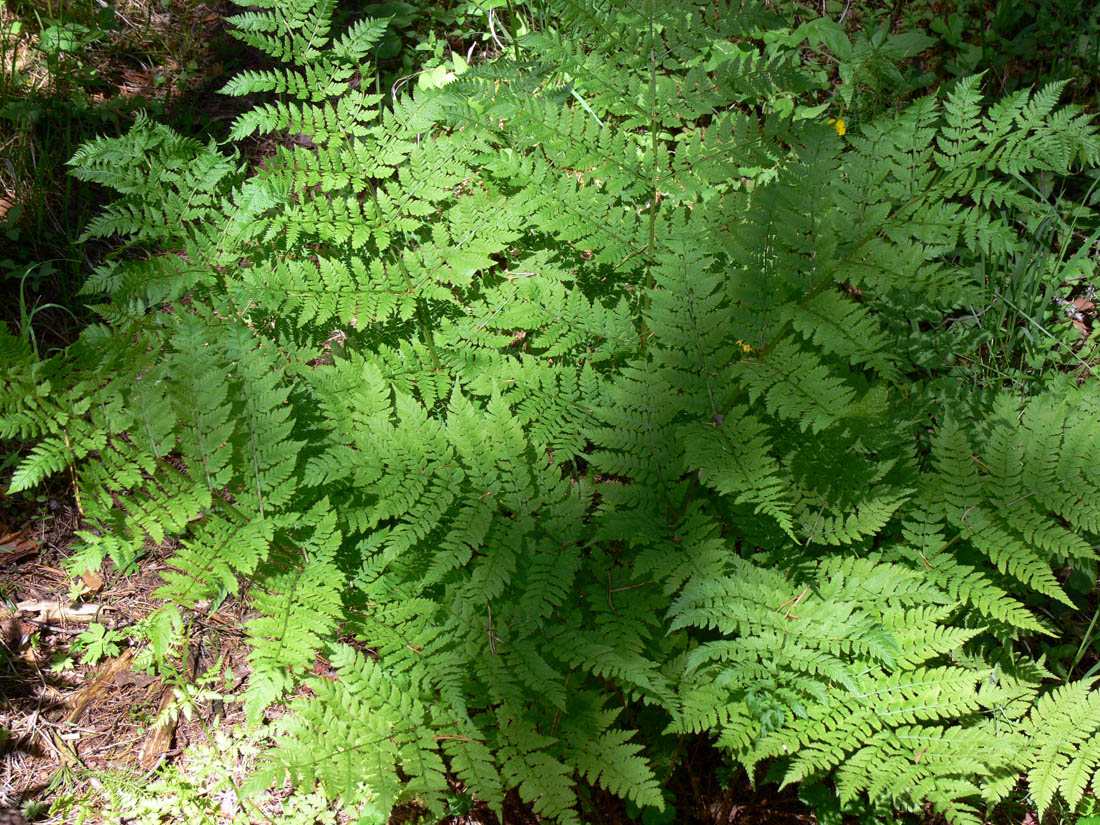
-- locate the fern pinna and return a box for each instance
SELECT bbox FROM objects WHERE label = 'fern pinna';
[4,0,1100,821]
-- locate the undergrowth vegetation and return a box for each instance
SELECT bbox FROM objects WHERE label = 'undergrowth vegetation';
[5,0,1100,823]
[0,0,234,336]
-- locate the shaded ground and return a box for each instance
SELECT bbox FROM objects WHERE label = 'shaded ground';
[0,507,251,817]
[0,0,246,349]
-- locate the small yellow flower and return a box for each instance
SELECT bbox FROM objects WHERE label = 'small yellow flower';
[736,339,753,353]
[828,117,846,137]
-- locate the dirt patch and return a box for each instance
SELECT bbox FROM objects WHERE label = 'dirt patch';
[0,509,250,818]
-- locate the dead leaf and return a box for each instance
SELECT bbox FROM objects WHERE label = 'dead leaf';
[0,532,38,562]
[80,569,104,594]
[1068,296,1096,339]
[114,669,158,690]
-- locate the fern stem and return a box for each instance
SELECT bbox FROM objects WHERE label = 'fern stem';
[575,781,609,825]
[404,259,443,371]
[316,101,445,374]
[503,0,522,63]
[673,222,885,524]
[661,734,685,786]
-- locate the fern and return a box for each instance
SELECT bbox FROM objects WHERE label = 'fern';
[9,0,1100,823]
[244,500,346,719]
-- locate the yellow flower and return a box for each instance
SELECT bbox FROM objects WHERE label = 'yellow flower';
[736,339,753,353]
[828,117,846,137]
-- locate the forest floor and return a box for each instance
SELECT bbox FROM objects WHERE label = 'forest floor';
[0,505,253,821]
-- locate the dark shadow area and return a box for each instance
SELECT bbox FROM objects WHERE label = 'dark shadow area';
[0,0,255,349]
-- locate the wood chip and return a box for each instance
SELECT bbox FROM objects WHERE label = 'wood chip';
[9,600,104,624]
[64,648,135,726]
[138,687,179,770]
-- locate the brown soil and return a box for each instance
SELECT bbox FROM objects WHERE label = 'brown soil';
[0,500,251,819]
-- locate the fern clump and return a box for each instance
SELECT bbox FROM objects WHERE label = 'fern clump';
[5,0,1100,822]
